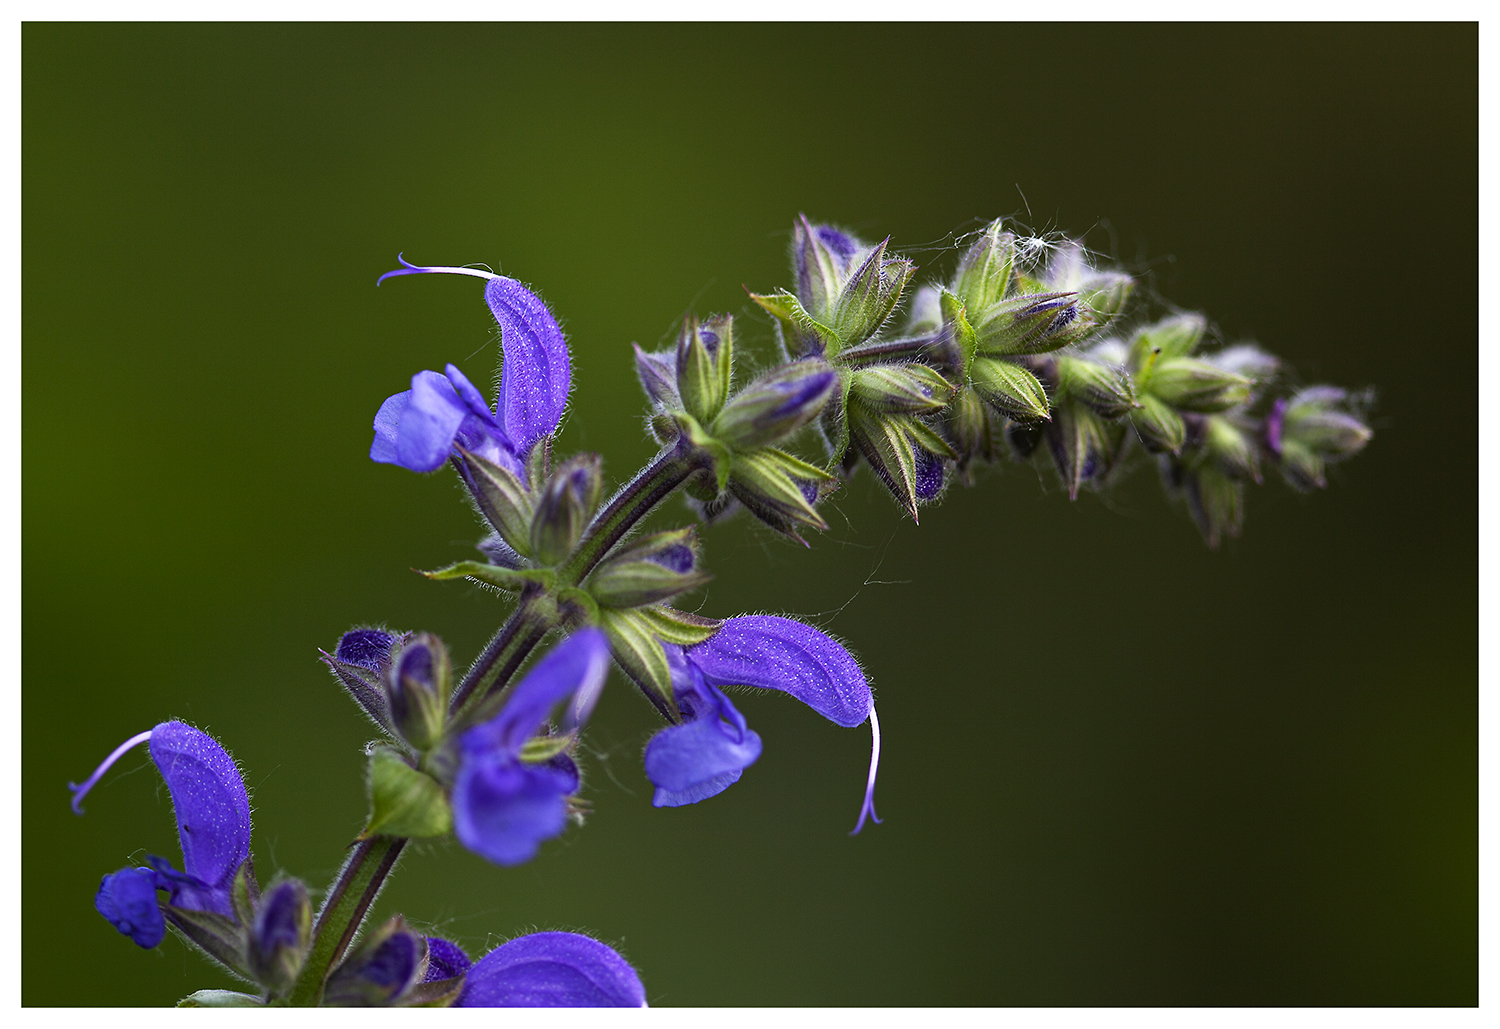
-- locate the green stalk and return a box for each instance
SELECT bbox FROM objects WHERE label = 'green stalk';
[555,445,698,586]
[448,590,555,718]
[286,836,406,1007]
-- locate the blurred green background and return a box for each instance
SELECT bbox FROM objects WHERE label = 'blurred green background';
[24,23,1475,1006]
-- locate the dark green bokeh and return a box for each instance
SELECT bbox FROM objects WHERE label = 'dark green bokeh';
[24,23,1475,1006]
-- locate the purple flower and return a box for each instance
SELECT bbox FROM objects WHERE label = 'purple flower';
[452,629,610,866]
[71,721,253,943]
[370,258,571,474]
[458,932,646,1007]
[644,615,882,833]
[94,867,164,949]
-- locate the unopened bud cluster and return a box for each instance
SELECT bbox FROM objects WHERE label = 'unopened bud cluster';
[623,215,1374,544]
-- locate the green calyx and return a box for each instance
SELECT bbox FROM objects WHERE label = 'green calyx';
[364,746,452,840]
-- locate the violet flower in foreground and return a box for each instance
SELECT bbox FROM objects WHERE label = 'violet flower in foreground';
[452,627,611,866]
[644,615,882,833]
[457,932,647,1007]
[370,258,571,475]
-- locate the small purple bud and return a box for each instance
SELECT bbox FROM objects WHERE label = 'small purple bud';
[248,879,312,993]
[530,453,604,566]
[711,360,838,451]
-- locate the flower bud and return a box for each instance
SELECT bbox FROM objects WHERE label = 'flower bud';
[849,408,956,519]
[530,453,603,566]
[248,879,311,995]
[793,216,863,322]
[456,446,533,558]
[1128,313,1207,368]
[947,386,996,466]
[785,219,916,351]
[589,527,712,609]
[1144,357,1253,412]
[1046,399,1124,500]
[970,355,1050,422]
[1282,390,1373,459]
[711,360,838,451]
[324,916,429,1007]
[1131,393,1187,455]
[633,343,680,408]
[953,219,1017,312]
[972,291,1087,355]
[1044,240,1134,329]
[831,239,916,348]
[1184,464,1244,549]
[1055,355,1137,417]
[727,447,840,538]
[676,315,734,423]
[1203,415,1262,482]
[849,362,955,414]
[385,634,450,750]
[323,628,409,734]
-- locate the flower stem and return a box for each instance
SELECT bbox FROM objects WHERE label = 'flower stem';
[286,835,406,1007]
[556,444,699,586]
[448,590,556,718]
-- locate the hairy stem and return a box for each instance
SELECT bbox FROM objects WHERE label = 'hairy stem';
[556,444,699,586]
[448,590,555,718]
[287,835,406,1007]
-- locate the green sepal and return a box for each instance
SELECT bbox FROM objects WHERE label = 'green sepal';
[939,288,978,374]
[520,732,577,764]
[947,386,995,465]
[1278,439,1327,491]
[953,220,1017,311]
[599,607,677,718]
[530,453,603,566]
[827,239,914,347]
[1204,415,1261,482]
[1131,393,1187,455]
[727,446,839,534]
[850,408,919,519]
[636,605,723,645]
[818,372,852,468]
[178,990,264,1007]
[672,412,733,493]
[1185,463,1244,548]
[749,290,841,356]
[676,315,734,423]
[164,904,251,978]
[1055,355,1137,418]
[1147,357,1251,412]
[421,561,554,593]
[364,746,452,840]
[400,976,467,1008]
[1047,399,1121,500]
[526,437,551,494]
[972,291,1090,356]
[971,356,1050,422]
[590,528,713,609]
[710,359,837,452]
[1128,313,1206,372]
[230,858,257,929]
[904,416,959,460]
[323,916,427,1008]
[849,362,955,415]
[455,445,534,557]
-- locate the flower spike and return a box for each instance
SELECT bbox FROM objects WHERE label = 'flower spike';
[69,729,153,814]
[376,253,500,286]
